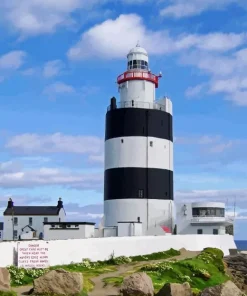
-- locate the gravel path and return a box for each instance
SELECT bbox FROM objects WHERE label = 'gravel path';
[12,250,201,296]
[88,250,201,296]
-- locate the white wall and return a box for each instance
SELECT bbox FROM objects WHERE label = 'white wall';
[119,80,155,104]
[176,203,227,235]
[104,199,175,236]
[105,137,173,171]
[118,223,143,237]
[0,235,236,267]
[21,231,35,240]
[3,209,66,241]
[44,224,95,240]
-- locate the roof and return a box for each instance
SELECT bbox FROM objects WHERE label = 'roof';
[128,45,148,57]
[0,222,3,230]
[44,222,95,226]
[22,225,36,232]
[3,206,62,216]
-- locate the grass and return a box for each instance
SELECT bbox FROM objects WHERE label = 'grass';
[130,248,180,262]
[0,292,17,296]
[100,248,229,295]
[103,276,124,287]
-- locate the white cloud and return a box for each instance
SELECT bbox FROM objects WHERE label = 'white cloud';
[43,82,75,99]
[0,0,137,37]
[21,68,37,76]
[185,84,207,98]
[67,14,245,60]
[175,134,234,154]
[43,60,64,78]
[0,0,83,37]
[160,0,242,18]
[88,154,104,164]
[0,51,26,70]
[176,188,247,203]
[6,132,103,155]
[0,162,103,190]
[182,47,247,106]
[0,194,52,209]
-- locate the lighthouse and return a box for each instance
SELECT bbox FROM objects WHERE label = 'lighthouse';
[104,44,174,236]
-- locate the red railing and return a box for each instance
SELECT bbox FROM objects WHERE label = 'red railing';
[117,71,160,88]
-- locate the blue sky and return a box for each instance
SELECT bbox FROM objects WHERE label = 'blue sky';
[0,0,247,239]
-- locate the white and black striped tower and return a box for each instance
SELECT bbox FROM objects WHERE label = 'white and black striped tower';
[104,43,174,236]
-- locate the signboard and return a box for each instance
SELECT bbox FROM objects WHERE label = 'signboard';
[18,242,49,269]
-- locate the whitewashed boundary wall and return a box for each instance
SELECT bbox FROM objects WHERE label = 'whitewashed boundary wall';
[0,235,236,267]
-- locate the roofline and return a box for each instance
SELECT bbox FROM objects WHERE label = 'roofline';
[3,213,60,216]
[43,222,95,225]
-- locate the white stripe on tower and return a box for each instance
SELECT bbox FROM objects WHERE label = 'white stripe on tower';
[105,137,173,171]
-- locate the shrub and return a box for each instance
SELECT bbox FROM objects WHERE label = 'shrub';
[177,261,211,280]
[141,262,173,273]
[200,248,225,272]
[7,266,49,286]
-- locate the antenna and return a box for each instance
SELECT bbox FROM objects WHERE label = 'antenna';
[136,40,140,47]
[233,197,236,219]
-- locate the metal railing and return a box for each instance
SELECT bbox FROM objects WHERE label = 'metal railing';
[107,100,167,112]
[191,215,234,224]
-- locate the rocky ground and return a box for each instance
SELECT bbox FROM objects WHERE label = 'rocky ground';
[2,248,247,296]
[224,253,247,293]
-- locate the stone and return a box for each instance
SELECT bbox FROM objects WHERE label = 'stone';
[156,282,192,296]
[0,268,10,291]
[120,272,154,296]
[200,280,245,296]
[224,254,247,292]
[33,268,83,295]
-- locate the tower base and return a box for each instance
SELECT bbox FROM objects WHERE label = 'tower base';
[104,199,175,236]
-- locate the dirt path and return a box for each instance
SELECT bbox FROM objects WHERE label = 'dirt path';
[12,285,32,295]
[12,250,200,296]
[88,250,201,296]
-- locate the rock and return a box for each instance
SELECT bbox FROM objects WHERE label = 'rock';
[224,254,247,292]
[200,280,245,296]
[33,268,83,295]
[0,268,10,291]
[156,282,192,296]
[120,272,154,296]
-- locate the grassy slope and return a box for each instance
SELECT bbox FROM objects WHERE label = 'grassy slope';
[103,248,229,294]
[0,292,17,296]
[8,248,180,295]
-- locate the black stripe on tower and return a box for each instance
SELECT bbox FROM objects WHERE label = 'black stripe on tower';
[105,107,173,141]
[104,168,173,201]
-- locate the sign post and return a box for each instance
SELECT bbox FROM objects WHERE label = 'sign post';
[17,241,49,269]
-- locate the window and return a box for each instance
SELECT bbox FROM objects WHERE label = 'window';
[29,217,32,225]
[13,230,18,239]
[213,229,218,235]
[138,189,144,198]
[128,60,148,70]
[121,139,124,143]
[150,141,153,147]
[197,229,203,234]
[13,217,18,225]
[44,217,48,223]
[192,207,225,217]
[0,232,1,239]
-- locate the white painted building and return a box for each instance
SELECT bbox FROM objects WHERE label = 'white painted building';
[43,222,95,240]
[0,222,3,241]
[176,202,233,235]
[3,198,66,241]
